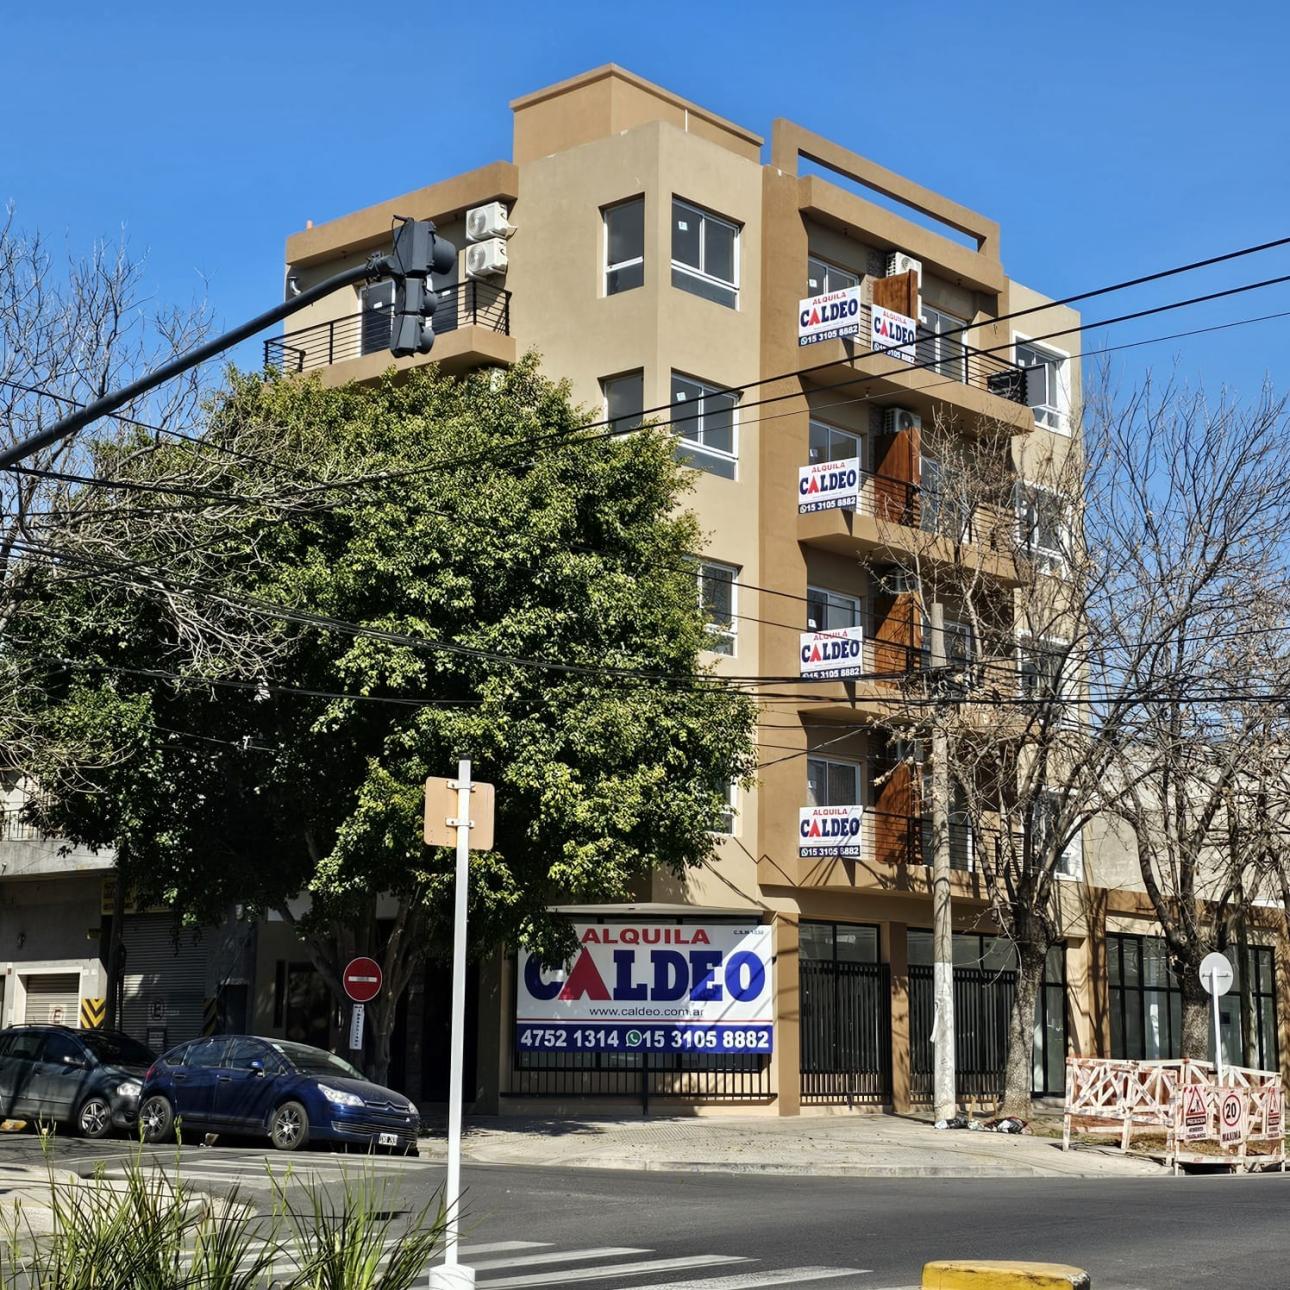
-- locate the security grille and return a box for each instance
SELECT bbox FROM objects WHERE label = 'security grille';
[23,973,80,1025]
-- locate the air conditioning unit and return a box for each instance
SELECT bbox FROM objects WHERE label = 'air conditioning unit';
[886,251,923,285]
[883,407,922,436]
[465,237,508,279]
[466,201,514,243]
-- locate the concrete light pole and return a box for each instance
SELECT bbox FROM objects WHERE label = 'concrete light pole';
[929,602,956,1121]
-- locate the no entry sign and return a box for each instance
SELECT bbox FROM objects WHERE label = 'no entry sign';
[343,957,383,1004]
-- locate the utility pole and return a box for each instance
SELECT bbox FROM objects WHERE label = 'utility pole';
[929,602,956,1121]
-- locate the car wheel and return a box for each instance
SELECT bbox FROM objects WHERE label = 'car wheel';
[267,1100,310,1152]
[138,1095,175,1145]
[76,1095,113,1140]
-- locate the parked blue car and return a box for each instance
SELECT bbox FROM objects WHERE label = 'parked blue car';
[138,1035,419,1153]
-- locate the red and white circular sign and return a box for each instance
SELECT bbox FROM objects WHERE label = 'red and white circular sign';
[342,957,383,1004]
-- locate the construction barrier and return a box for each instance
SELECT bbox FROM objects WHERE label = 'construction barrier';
[1062,1056,1284,1171]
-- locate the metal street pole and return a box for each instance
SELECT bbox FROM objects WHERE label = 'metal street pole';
[430,758,476,1290]
[930,602,957,1121]
[1210,965,1224,1086]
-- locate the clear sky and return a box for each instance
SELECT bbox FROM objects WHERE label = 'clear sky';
[3,0,1288,402]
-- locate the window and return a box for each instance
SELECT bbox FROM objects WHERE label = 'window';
[602,370,644,432]
[697,559,738,655]
[807,586,860,633]
[1019,638,1072,703]
[604,197,644,295]
[919,456,972,542]
[919,776,975,871]
[186,1038,228,1069]
[672,373,738,478]
[1016,484,1068,565]
[1015,339,1069,431]
[1109,934,1181,1061]
[40,1032,84,1066]
[807,757,860,807]
[920,304,968,382]
[1031,792,1083,879]
[808,420,861,469]
[800,920,879,963]
[806,256,859,297]
[6,1033,43,1063]
[672,199,739,308]
[223,1038,267,1070]
[711,781,738,836]
[1033,944,1067,1095]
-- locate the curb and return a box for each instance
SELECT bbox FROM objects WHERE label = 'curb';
[923,1262,1090,1289]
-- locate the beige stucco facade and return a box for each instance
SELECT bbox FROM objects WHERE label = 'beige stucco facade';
[270,65,1288,1114]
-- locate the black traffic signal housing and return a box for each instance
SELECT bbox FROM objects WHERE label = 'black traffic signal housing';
[388,218,457,358]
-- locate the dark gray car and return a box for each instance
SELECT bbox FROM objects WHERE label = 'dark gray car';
[0,1026,155,1138]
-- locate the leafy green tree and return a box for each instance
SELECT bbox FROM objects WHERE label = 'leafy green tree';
[15,358,758,1083]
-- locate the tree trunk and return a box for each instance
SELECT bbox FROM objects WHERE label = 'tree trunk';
[1178,961,1211,1061]
[1000,943,1045,1117]
[369,991,398,1089]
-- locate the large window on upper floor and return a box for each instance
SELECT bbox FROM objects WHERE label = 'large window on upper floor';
[602,370,644,433]
[807,757,860,807]
[696,559,738,656]
[672,373,738,478]
[1016,483,1070,567]
[1015,338,1071,433]
[806,255,859,297]
[808,419,862,469]
[807,586,861,633]
[672,199,739,308]
[920,304,968,383]
[604,197,645,295]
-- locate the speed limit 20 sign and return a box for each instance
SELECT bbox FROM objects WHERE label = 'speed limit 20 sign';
[1219,1088,1247,1146]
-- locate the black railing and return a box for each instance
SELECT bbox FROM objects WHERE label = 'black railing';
[508,1049,771,1107]
[263,280,511,373]
[800,960,891,1105]
[909,963,1016,1101]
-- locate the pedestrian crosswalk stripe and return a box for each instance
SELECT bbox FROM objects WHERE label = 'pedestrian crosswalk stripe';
[470,1246,648,1271]
[622,1267,871,1289]
[476,1254,749,1288]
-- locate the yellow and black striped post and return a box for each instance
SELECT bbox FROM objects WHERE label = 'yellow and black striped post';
[201,998,219,1036]
[80,997,106,1029]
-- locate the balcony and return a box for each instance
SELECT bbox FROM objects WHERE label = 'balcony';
[263,280,512,377]
[798,301,1033,430]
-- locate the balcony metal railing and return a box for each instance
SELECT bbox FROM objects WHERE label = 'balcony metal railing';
[263,280,511,373]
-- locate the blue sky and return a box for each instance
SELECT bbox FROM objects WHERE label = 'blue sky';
[3,0,1288,401]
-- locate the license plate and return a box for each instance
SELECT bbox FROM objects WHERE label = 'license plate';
[378,1132,399,1147]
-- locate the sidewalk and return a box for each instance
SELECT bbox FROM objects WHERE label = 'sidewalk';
[419,1113,1169,1179]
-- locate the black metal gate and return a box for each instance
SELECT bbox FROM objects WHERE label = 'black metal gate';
[909,964,1015,1101]
[800,961,891,1105]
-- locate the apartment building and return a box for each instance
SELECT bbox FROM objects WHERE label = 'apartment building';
[269,66,1286,1114]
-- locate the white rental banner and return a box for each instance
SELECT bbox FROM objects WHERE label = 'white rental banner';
[799,804,864,858]
[798,286,863,347]
[799,625,865,680]
[870,304,918,363]
[798,457,860,514]
[516,922,774,1054]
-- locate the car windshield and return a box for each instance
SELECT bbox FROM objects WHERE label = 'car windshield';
[78,1032,155,1067]
[268,1040,364,1080]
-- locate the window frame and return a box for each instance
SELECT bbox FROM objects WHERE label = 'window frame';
[696,558,739,656]
[1018,634,1074,704]
[603,196,645,296]
[806,585,861,633]
[1032,790,1084,880]
[671,198,740,308]
[710,780,738,837]
[672,372,739,477]
[1014,334,1071,434]
[806,755,862,808]
[808,419,862,470]
[601,369,645,433]
[1015,481,1071,567]
[806,255,860,298]
[919,303,969,383]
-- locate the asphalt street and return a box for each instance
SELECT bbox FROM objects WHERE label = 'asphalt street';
[7,1136,1290,1288]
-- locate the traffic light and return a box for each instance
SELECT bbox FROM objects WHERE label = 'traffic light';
[388,218,457,358]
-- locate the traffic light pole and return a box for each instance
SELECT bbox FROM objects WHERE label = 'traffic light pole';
[0,257,390,471]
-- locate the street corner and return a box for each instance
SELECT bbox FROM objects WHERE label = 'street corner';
[923,1261,1091,1290]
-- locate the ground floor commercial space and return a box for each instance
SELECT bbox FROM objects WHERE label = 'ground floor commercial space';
[472,892,1290,1117]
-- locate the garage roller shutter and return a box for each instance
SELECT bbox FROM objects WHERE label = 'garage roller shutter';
[122,915,206,1048]
[24,973,80,1026]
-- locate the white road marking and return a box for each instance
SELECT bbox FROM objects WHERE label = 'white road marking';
[622,1268,871,1289]
[476,1254,749,1287]
[469,1246,649,1271]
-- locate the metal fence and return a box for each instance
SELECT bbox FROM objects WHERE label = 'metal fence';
[263,279,511,373]
[909,964,1016,1101]
[800,960,891,1105]
[508,1049,772,1109]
